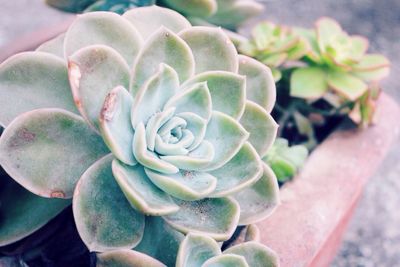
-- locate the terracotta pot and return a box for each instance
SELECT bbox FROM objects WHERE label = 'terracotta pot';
[258,94,400,267]
[1,22,399,267]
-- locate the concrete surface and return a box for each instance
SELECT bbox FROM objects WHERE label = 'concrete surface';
[1,1,399,266]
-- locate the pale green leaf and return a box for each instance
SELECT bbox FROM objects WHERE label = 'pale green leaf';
[73,155,145,252]
[112,160,179,216]
[290,67,328,99]
[0,109,109,198]
[0,52,78,127]
[176,234,221,267]
[179,27,238,74]
[64,11,143,66]
[123,6,191,40]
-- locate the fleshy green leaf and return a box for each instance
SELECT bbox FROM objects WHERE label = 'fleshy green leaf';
[349,36,368,61]
[135,216,184,267]
[0,173,70,246]
[123,6,191,40]
[0,52,78,127]
[238,55,276,113]
[353,66,390,82]
[263,138,308,182]
[145,168,217,201]
[160,140,215,171]
[233,163,279,225]
[73,155,145,252]
[133,123,179,174]
[112,160,179,216]
[352,54,390,71]
[99,86,136,166]
[177,112,207,151]
[315,17,343,53]
[202,254,249,267]
[290,67,328,99]
[209,142,262,197]
[163,197,240,241]
[131,27,195,95]
[131,64,179,128]
[68,45,130,132]
[203,112,249,171]
[327,70,367,101]
[0,108,109,198]
[182,71,246,119]
[162,0,217,17]
[36,33,65,58]
[261,53,288,68]
[287,37,310,60]
[64,11,143,66]
[239,101,278,157]
[207,0,264,30]
[97,249,166,267]
[223,242,279,267]
[145,107,176,152]
[164,82,212,121]
[176,234,221,267]
[179,27,239,74]
[45,0,96,13]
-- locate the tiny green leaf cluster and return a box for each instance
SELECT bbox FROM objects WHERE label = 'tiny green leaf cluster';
[0,6,279,266]
[240,21,309,81]
[45,0,263,30]
[263,138,308,183]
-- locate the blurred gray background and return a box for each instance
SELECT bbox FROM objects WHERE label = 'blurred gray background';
[1,1,399,266]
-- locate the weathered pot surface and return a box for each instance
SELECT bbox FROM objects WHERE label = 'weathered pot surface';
[257,93,400,267]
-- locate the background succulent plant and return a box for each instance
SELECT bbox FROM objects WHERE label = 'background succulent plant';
[45,0,263,30]
[242,17,390,152]
[0,6,279,265]
[239,21,309,81]
[263,138,308,183]
[290,17,390,105]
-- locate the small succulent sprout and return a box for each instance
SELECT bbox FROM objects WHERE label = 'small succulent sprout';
[176,233,279,267]
[239,21,310,81]
[0,6,279,258]
[291,17,390,105]
[263,138,308,183]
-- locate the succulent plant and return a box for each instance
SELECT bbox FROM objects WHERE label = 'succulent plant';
[45,0,263,30]
[175,233,279,267]
[239,21,310,81]
[290,18,390,108]
[263,138,308,183]
[0,5,279,265]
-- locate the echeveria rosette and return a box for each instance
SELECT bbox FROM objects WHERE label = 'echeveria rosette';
[239,21,310,82]
[0,6,279,259]
[45,0,263,30]
[291,18,390,120]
